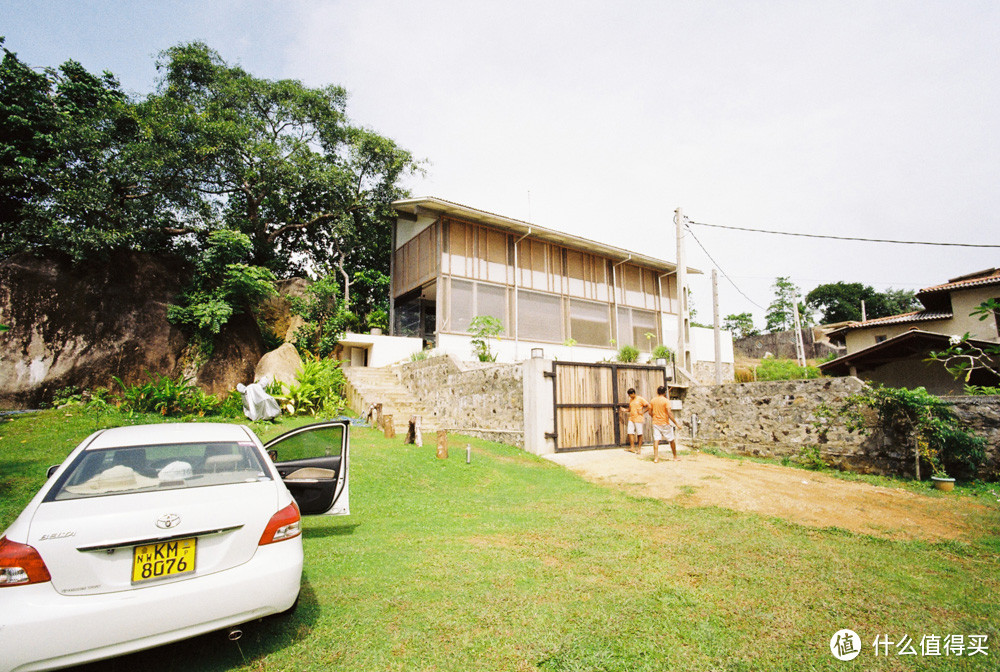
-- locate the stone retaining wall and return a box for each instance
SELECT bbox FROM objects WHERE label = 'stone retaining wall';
[394,355,525,447]
[683,378,1000,479]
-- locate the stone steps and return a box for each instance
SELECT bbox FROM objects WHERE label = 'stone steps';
[343,367,438,434]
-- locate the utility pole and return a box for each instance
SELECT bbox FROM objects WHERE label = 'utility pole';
[792,299,806,367]
[675,209,691,373]
[712,269,722,385]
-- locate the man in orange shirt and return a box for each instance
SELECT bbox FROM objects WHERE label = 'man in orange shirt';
[625,388,649,454]
[648,385,682,462]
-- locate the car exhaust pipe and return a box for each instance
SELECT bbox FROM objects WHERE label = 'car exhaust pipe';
[228,627,243,642]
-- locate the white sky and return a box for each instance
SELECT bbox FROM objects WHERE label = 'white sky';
[4,0,998,327]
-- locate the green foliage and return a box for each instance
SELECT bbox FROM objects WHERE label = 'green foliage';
[167,230,276,349]
[722,312,759,339]
[765,276,806,333]
[792,446,827,470]
[965,385,1000,396]
[1,37,418,315]
[275,358,346,416]
[617,345,640,363]
[366,307,389,332]
[805,282,920,324]
[927,300,1000,385]
[469,315,504,362]
[410,349,430,362]
[838,385,986,480]
[651,344,674,361]
[112,372,221,417]
[291,274,357,357]
[755,358,821,381]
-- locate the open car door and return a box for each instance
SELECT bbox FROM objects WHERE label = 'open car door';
[265,420,350,516]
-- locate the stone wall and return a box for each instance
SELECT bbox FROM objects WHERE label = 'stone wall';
[394,355,525,446]
[683,378,1000,479]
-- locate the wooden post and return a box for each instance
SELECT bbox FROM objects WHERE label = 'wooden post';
[406,415,423,447]
[383,415,395,439]
[436,430,448,459]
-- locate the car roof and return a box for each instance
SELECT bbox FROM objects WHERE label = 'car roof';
[85,423,256,450]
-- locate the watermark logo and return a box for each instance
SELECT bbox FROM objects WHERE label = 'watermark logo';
[830,629,862,661]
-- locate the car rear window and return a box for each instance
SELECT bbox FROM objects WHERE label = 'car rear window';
[47,441,272,501]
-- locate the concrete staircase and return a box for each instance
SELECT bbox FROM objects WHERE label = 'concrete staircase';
[343,367,437,434]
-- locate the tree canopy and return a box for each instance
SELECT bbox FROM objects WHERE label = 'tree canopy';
[1,39,418,315]
[765,276,810,333]
[805,282,920,324]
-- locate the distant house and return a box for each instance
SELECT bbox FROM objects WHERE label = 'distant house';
[821,268,1000,393]
[387,197,734,375]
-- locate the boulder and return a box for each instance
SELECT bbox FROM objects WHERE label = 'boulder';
[254,343,304,388]
[0,251,266,409]
[257,277,311,343]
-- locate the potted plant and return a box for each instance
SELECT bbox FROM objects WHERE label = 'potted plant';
[918,436,955,491]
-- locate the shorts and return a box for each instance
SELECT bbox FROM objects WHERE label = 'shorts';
[627,420,643,435]
[653,424,675,442]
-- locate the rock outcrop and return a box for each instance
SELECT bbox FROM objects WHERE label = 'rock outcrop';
[0,251,264,408]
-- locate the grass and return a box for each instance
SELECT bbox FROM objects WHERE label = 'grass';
[2,408,999,671]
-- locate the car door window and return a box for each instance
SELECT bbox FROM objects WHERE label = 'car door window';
[265,421,350,516]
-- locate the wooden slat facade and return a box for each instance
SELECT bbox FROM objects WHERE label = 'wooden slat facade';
[551,361,669,451]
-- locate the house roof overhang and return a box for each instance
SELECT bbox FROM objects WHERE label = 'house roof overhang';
[392,196,698,276]
[824,311,954,344]
[818,329,996,376]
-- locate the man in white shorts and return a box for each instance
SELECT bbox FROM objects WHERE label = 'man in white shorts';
[625,388,649,454]
[648,385,682,462]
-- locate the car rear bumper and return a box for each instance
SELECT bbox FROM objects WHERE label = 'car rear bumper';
[0,540,303,672]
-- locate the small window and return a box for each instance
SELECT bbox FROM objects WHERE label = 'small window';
[875,335,888,343]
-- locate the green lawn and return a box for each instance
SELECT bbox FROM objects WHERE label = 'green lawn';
[2,409,999,671]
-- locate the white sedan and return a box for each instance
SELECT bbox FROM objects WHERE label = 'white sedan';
[0,420,350,672]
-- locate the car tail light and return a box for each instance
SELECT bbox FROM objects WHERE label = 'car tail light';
[0,536,51,587]
[259,501,301,545]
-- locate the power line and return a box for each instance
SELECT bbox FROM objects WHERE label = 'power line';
[683,223,767,311]
[688,220,1000,248]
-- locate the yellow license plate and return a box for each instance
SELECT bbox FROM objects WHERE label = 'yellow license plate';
[132,537,196,582]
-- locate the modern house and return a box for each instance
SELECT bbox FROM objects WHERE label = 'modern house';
[821,268,1000,393]
[387,197,733,376]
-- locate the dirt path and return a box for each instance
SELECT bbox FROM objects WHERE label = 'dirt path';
[547,446,989,541]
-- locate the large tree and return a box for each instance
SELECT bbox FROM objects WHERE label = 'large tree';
[765,276,809,333]
[143,42,418,306]
[805,282,920,324]
[1,39,417,315]
[1,39,176,260]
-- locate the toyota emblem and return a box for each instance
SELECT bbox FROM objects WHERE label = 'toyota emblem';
[156,514,181,529]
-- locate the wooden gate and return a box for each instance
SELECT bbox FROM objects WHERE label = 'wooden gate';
[549,362,669,451]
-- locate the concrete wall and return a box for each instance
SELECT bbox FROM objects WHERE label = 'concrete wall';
[683,378,1000,479]
[338,333,424,368]
[393,355,525,446]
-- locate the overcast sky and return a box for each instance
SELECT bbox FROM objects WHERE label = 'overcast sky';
[4,0,998,327]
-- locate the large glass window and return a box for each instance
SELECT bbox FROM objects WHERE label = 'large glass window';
[477,283,508,325]
[449,279,474,332]
[617,307,658,350]
[570,299,611,347]
[447,279,507,333]
[518,291,562,342]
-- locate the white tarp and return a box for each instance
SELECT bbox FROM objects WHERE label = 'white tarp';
[236,378,280,421]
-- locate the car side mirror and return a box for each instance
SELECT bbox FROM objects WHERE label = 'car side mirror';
[46,464,61,478]
[267,449,278,462]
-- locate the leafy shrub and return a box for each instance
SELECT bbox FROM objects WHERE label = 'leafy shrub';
[792,445,826,470]
[366,307,389,331]
[410,349,430,362]
[167,230,277,354]
[275,358,346,417]
[755,358,821,381]
[617,345,640,363]
[838,385,986,480]
[651,345,674,361]
[964,385,1000,396]
[113,372,221,417]
[291,275,357,358]
[469,315,503,362]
